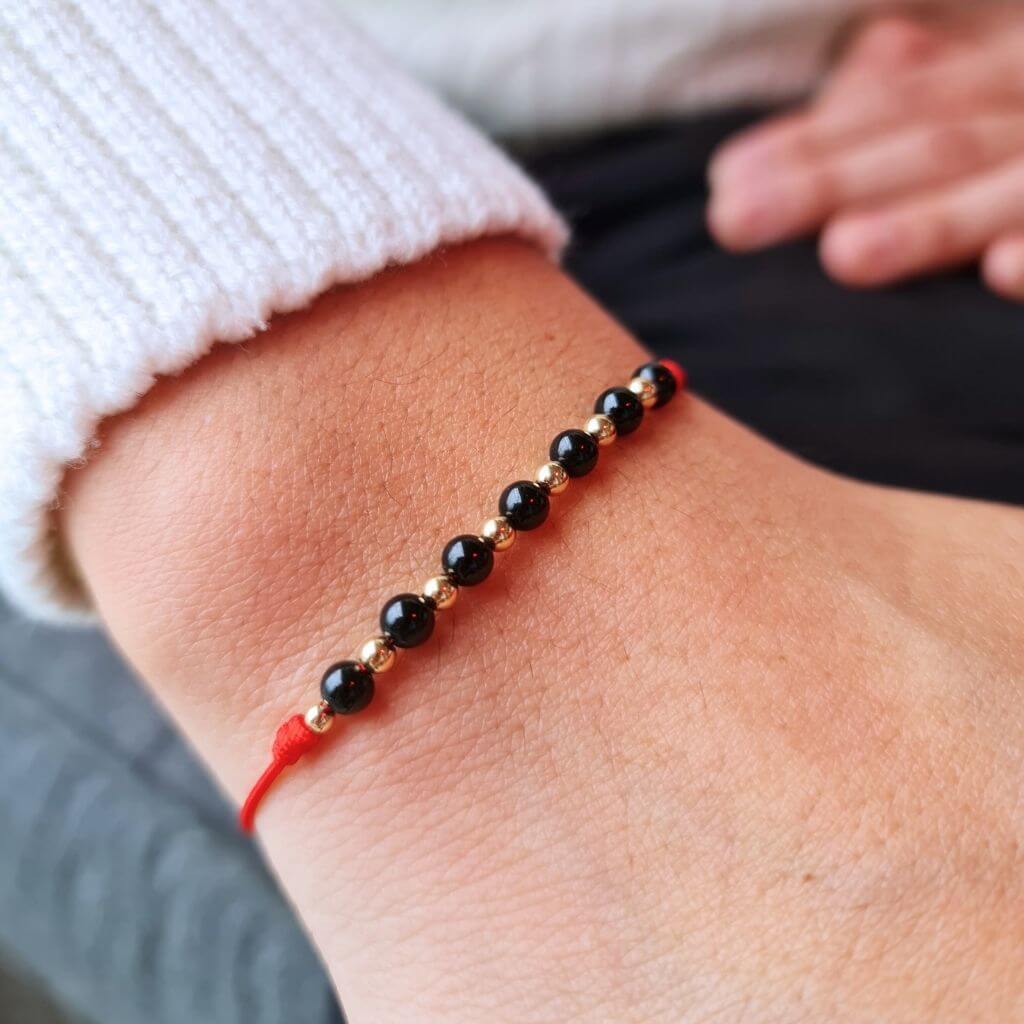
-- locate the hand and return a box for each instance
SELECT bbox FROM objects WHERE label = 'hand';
[708,9,1024,300]
[63,240,1024,1021]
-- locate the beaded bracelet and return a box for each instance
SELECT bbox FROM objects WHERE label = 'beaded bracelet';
[240,359,687,831]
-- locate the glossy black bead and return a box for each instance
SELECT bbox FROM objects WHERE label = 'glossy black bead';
[594,386,644,436]
[498,480,550,531]
[380,593,435,648]
[632,361,677,408]
[320,660,375,715]
[442,534,494,587]
[550,428,599,478]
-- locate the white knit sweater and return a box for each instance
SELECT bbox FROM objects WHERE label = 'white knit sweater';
[0,0,565,619]
[0,0,974,619]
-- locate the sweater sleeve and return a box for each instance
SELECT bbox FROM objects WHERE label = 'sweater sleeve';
[0,0,566,621]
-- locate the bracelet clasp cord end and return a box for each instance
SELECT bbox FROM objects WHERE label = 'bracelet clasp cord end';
[239,714,322,832]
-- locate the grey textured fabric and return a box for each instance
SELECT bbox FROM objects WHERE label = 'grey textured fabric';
[0,599,343,1024]
[0,953,86,1023]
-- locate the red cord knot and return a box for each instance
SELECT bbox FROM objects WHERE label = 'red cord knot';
[239,714,325,833]
[272,714,320,765]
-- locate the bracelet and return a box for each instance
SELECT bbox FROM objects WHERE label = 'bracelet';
[240,359,687,831]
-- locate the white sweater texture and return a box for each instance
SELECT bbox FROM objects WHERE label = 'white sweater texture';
[0,0,981,619]
[0,0,564,619]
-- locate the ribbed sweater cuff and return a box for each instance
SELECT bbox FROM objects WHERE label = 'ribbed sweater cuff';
[0,0,566,621]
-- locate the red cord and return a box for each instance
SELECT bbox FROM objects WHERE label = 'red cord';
[239,714,322,832]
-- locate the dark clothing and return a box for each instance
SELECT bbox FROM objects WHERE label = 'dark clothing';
[531,112,1024,505]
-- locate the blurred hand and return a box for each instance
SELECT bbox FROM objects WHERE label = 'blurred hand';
[708,8,1024,300]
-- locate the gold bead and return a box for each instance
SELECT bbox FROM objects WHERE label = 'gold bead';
[358,635,396,673]
[585,414,617,446]
[304,701,335,734]
[481,516,515,551]
[629,376,658,408]
[423,574,458,610]
[535,460,569,495]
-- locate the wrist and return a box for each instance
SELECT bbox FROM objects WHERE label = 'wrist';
[61,238,805,1020]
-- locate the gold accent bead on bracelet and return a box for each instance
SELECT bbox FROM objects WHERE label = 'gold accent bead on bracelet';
[535,461,569,494]
[358,635,397,673]
[423,574,458,610]
[585,414,617,446]
[304,701,335,734]
[628,376,658,408]
[481,516,516,551]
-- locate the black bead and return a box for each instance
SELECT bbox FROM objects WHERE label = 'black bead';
[442,534,494,587]
[550,428,599,478]
[632,362,677,408]
[594,386,644,436]
[380,593,435,648]
[320,660,375,715]
[498,480,550,531]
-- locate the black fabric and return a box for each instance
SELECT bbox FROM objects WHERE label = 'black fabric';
[528,113,1024,505]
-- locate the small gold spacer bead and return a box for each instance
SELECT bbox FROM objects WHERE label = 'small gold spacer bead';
[481,516,516,551]
[585,414,617,446]
[629,376,658,408]
[358,635,396,673]
[423,574,458,610]
[535,460,569,495]
[304,700,335,734]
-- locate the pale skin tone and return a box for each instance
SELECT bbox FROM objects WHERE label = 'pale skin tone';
[709,5,1024,301]
[62,239,1024,1022]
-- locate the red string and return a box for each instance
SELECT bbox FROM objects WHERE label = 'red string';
[239,714,322,833]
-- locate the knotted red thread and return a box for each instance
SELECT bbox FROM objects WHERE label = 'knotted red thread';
[239,715,322,832]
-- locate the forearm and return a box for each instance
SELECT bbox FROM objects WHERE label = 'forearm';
[61,238,770,1019]
[61,239,1024,1022]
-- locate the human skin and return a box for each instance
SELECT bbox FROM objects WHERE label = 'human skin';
[63,239,1024,1022]
[708,7,1024,301]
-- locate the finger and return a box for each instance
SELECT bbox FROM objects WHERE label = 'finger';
[709,16,944,185]
[710,14,947,184]
[819,156,1024,287]
[825,14,947,95]
[982,234,1024,301]
[710,43,1024,185]
[708,113,1024,251]
[707,109,810,187]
